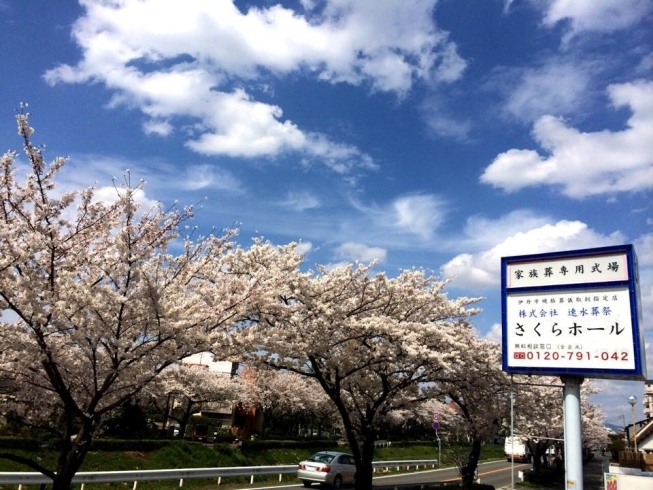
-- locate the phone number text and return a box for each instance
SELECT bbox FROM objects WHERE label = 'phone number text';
[513,350,630,361]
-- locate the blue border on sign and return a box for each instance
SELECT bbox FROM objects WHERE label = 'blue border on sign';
[501,244,646,380]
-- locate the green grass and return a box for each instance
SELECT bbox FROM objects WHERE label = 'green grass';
[0,440,505,490]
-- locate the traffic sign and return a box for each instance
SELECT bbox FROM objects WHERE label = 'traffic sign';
[432,422,440,431]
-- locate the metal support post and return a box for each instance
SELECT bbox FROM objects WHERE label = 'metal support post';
[510,374,514,489]
[561,375,584,490]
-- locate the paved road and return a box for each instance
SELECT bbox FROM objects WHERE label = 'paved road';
[371,459,530,488]
[232,456,608,490]
[231,459,530,489]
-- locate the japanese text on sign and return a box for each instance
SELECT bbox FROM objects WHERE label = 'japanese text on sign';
[505,287,635,370]
[506,252,628,288]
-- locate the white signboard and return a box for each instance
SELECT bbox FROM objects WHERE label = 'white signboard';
[505,287,635,371]
[505,252,629,288]
[501,245,646,380]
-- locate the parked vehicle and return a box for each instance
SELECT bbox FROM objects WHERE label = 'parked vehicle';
[297,451,356,488]
[504,435,532,462]
[191,424,209,442]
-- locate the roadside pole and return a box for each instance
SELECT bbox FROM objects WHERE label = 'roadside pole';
[510,375,514,490]
[562,376,584,490]
[432,413,441,467]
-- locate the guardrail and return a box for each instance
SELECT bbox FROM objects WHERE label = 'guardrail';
[0,459,438,489]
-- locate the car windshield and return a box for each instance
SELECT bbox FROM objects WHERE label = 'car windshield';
[308,453,335,464]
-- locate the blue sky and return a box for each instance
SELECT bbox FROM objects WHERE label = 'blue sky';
[1,0,652,427]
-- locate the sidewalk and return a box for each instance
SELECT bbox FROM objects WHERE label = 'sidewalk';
[497,454,609,490]
[581,454,609,489]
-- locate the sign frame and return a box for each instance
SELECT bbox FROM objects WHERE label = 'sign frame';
[501,244,646,380]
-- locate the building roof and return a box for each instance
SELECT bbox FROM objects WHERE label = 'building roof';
[634,419,653,447]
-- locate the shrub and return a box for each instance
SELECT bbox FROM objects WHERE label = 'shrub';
[247,439,337,450]
[90,439,172,451]
[0,437,43,451]
[522,467,563,486]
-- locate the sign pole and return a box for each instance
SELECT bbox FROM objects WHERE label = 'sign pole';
[432,413,441,467]
[510,374,514,490]
[562,375,584,490]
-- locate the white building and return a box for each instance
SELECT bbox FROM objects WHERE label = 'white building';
[644,380,653,420]
[181,352,238,375]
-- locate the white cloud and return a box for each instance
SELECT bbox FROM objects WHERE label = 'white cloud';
[485,323,503,343]
[441,219,625,290]
[315,0,465,92]
[44,0,463,166]
[480,80,653,198]
[142,119,173,136]
[280,191,321,212]
[295,240,314,256]
[633,233,653,332]
[639,277,653,331]
[334,242,387,264]
[637,53,653,75]
[300,0,318,11]
[460,210,552,249]
[421,96,472,140]
[179,164,243,192]
[347,193,448,243]
[542,0,653,39]
[634,233,653,266]
[94,185,160,213]
[184,89,306,158]
[424,113,471,140]
[392,194,447,240]
[502,0,516,14]
[500,62,593,122]
[60,153,243,196]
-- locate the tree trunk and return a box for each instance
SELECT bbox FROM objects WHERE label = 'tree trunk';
[52,421,95,490]
[460,438,482,489]
[178,398,195,439]
[161,392,173,437]
[532,442,543,472]
[354,435,376,490]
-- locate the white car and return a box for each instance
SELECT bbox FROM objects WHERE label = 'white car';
[297,451,356,488]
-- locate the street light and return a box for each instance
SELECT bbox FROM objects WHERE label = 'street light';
[628,395,637,453]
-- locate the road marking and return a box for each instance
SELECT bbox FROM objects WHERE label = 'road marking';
[441,463,530,482]
[232,461,531,489]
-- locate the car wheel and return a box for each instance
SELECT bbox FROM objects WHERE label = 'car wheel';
[302,481,312,487]
[332,475,342,489]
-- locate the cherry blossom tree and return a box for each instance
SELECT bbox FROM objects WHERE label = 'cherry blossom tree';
[383,398,460,442]
[239,262,481,490]
[148,363,244,438]
[508,374,564,470]
[423,335,607,486]
[580,393,609,451]
[241,367,337,438]
[0,110,292,490]
[429,335,510,487]
[511,376,608,471]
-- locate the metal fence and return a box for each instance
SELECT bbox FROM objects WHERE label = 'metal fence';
[0,459,438,489]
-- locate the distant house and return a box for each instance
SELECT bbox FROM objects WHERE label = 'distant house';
[625,379,653,453]
[179,354,262,436]
[644,380,653,420]
[634,419,653,453]
[180,353,239,428]
[181,352,238,376]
